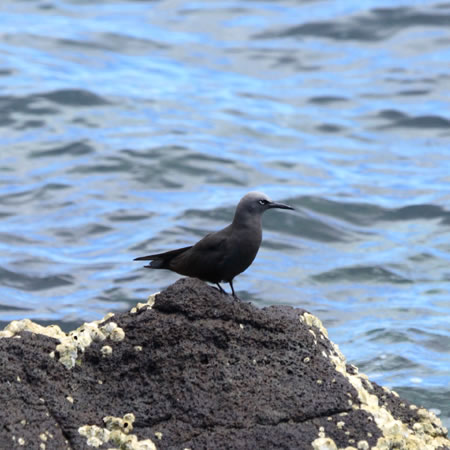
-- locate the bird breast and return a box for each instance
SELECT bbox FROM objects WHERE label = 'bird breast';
[221,226,262,282]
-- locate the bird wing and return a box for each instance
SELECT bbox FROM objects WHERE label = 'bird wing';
[134,246,193,269]
[168,227,231,281]
[192,229,229,252]
[134,246,193,261]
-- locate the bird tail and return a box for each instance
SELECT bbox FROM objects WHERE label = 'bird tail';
[134,246,192,269]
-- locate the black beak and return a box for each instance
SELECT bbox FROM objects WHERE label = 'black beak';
[268,201,295,210]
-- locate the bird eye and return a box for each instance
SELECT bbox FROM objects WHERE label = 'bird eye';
[258,200,268,205]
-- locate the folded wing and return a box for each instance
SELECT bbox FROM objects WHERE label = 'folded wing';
[134,246,193,269]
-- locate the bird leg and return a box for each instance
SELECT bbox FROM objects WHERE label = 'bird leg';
[216,283,226,295]
[229,280,240,300]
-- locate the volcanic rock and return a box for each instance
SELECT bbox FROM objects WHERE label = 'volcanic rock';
[0,278,448,449]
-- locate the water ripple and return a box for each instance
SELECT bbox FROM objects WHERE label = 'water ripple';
[0,0,449,428]
[257,7,450,42]
[0,267,73,291]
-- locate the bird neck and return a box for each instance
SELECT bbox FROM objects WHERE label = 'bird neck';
[232,211,263,234]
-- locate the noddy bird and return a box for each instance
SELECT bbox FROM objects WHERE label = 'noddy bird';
[134,191,294,298]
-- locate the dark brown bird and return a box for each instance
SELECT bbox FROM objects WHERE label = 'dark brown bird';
[134,191,294,297]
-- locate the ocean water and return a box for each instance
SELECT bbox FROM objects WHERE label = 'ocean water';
[0,0,449,428]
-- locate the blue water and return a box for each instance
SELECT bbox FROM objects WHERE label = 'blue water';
[0,0,449,427]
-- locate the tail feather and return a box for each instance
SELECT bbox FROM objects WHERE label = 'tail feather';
[134,246,192,269]
[143,260,165,269]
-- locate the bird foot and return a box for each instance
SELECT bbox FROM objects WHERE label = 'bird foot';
[213,284,229,296]
[214,283,241,301]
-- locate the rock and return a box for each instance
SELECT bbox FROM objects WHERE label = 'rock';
[0,277,448,450]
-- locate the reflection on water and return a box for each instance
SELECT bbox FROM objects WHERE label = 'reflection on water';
[0,0,449,427]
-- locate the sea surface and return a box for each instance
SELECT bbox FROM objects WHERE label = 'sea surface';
[1,0,449,428]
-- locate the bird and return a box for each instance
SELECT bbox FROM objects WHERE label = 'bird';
[134,191,294,298]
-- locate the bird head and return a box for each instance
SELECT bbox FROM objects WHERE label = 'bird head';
[233,191,294,222]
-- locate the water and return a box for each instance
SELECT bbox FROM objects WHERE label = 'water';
[1,0,449,428]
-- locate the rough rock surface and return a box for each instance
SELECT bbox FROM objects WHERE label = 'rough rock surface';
[0,278,448,450]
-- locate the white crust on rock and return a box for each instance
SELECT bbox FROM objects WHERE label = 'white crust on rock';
[301,312,449,450]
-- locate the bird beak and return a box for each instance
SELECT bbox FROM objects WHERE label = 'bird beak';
[268,201,295,210]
